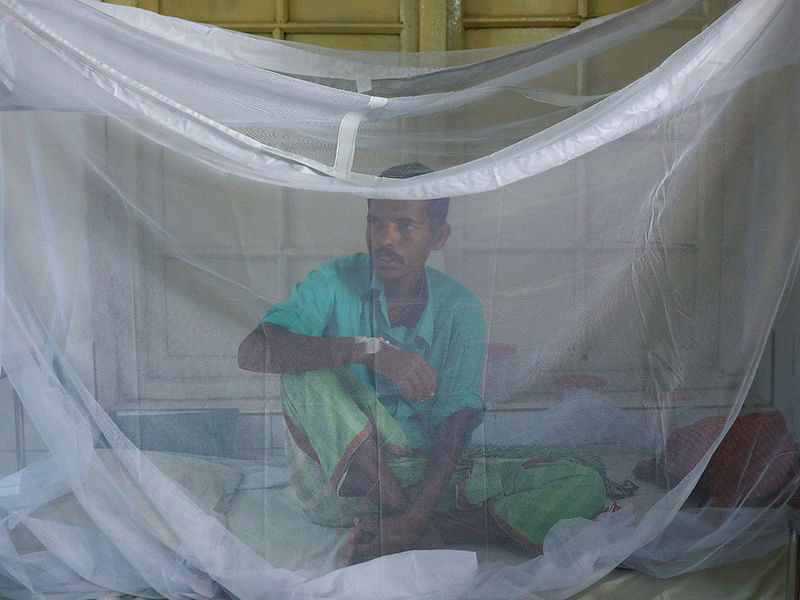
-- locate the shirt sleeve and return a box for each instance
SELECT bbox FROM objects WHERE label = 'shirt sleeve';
[260,263,336,336]
[426,295,486,430]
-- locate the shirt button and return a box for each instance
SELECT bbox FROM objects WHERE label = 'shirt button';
[415,336,424,347]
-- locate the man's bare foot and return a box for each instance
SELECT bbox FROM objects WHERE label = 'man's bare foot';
[343,513,445,565]
[437,511,544,556]
[432,509,508,545]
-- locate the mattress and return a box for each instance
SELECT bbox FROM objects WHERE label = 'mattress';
[222,480,788,600]
[6,450,788,600]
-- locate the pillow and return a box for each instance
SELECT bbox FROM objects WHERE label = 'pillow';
[136,450,243,517]
[11,450,243,554]
[635,411,798,507]
[94,449,244,543]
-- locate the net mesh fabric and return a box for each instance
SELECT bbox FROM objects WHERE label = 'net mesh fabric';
[0,0,799,598]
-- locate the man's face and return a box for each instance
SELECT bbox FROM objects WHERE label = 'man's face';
[366,199,449,288]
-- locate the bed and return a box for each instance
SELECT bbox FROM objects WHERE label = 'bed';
[5,446,791,600]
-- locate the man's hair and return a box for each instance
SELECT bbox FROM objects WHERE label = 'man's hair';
[375,162,449,229]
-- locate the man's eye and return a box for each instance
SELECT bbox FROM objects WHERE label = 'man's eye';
[401,223,417,233]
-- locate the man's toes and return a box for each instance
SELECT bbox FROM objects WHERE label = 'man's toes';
[349,540,380,564]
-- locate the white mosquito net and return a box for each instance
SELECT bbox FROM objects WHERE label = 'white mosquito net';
[1,0,799,598]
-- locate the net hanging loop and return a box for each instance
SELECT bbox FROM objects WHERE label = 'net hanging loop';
[333,95,388,177]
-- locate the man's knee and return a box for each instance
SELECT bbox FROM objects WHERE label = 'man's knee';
[279,368,359,428]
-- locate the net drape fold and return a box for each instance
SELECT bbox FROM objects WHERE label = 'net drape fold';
[0,0,799,598]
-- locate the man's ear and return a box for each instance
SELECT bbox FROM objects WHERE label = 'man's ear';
[431,222,451,250]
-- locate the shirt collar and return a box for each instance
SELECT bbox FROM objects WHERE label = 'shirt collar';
[369,266,434,349]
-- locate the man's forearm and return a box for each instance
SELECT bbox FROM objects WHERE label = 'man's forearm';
[238,323,369,373]
[406,408,477,527]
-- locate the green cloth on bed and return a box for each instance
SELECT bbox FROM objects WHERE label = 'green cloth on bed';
[465,444,607,480]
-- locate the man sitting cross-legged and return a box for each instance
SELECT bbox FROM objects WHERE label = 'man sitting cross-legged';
[238,163,606,564]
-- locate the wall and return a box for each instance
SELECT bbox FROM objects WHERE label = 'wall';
[100,0,652,51]
[97,0,757,418]
[99,1,738,53]
[0,113,94,476]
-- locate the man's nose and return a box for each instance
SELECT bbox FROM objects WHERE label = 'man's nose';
[376,223,400,246]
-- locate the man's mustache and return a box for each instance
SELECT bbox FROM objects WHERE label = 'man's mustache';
[373,248,403,263]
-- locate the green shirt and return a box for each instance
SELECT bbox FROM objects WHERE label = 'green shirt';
[262,252,485,450]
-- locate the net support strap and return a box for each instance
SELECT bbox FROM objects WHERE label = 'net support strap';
[334,95,388,177]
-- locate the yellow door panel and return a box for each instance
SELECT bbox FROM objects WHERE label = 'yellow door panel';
[290,0,400,23]
[157,0,276,22]
[587,0,653,16]
[464,1,580,18]
[285,33,401,52]
[465,27,571,49]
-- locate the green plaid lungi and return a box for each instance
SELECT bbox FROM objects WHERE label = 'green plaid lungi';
[280,368,606,550]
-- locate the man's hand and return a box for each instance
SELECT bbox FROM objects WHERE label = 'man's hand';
[370,343,437,402]
[343,513,445,565]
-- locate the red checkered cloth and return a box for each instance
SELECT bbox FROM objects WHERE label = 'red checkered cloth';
[635,411,799,507]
